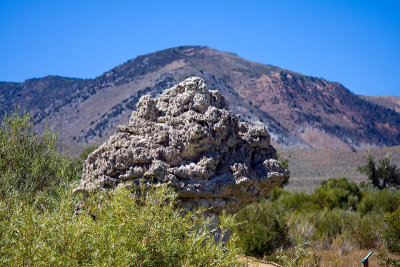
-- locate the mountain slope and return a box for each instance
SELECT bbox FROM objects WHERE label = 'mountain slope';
[0,76,88,119]
[1,46,399,149]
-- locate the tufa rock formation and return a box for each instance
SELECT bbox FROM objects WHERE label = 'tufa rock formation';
[75,77,289,213]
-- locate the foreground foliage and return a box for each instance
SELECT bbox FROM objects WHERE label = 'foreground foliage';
[234,177,400,264]
[0,111,240,266]
[385,206,400,253]
[0,110,80,199]
[234,201,290,257]
[0,185,240,266]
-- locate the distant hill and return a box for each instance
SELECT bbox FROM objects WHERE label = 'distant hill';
[1,46,399,149]
[279,145,400,191]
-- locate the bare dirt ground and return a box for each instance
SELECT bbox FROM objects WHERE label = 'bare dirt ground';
[276,145,400,192]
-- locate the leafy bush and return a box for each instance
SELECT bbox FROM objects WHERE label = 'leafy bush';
[274,244,317,267]
[313,209,351,246]
[275,190,318,212]
[311,178,361,210]
[357,189,400,215]
[235,176,392,259]
[384,206,400,253]
[312,206,382,249]
[0,184,240,266]
[234,201,290,257]
[287,211,316,249]
[349,213,383,249]
[0,110,80,200]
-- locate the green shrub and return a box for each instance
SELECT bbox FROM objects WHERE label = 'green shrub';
[287,211,316,246]
[0,110,80,200]
[234,201,290,257]
[313,209,343,245]
[313,209,359,246]
[235,178,391,257]
[357,189,400,215]
[349,213,383,249]
[384,206,400,253]
[311,178,361,210]
[0,184,240,266]
[275,190,318,212]
[274,244,315,267]
[290,208,381,249]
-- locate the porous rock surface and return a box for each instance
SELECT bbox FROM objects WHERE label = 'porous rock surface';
[75,77,289,213]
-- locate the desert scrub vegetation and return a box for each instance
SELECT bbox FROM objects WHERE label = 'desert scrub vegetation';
[0,109,81,200]
[0,185,241,266]
[234,200,290,257]
[0,111,241,266]
[233,177,400,265]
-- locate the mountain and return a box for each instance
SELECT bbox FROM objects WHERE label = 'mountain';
[1,46,399,149]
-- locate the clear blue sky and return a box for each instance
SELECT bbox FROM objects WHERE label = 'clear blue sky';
[1,0,399,96]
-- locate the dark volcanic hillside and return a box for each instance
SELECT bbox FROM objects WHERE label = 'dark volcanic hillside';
[1,46,399,149]
[0,76,89,120]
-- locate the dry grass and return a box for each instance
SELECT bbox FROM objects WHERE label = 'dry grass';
[313,249,377,266]
[311,248,400,267]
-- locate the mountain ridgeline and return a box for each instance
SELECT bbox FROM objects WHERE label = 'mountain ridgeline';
[1,46,399,149]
